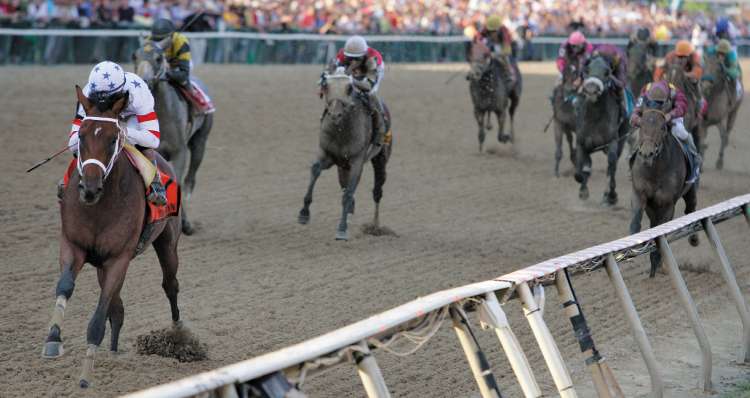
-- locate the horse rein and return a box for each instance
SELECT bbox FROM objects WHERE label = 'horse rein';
[77,116,124,180]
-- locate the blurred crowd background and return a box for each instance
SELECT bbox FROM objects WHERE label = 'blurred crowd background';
[1,0,749,39]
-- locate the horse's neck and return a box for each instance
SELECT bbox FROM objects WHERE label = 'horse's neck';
[322,102,369,148]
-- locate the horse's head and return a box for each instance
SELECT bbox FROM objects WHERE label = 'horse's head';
[627,41,654,78]
[468,41,492,80]
[133,37,169,91]
[581,56,611,102]
[74,85,127,205]
[320,68,355,125]
[562,60,582,94]
[700,53,725,96]
[637,108,669,165]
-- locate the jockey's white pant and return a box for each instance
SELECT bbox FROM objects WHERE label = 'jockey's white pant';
[69,115,158,153]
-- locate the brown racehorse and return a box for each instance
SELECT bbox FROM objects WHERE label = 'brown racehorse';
[42,86,182,388]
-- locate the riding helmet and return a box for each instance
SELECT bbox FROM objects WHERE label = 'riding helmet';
[486,15,502,31]
[344,36,368,58]
[152,18,176,41]
[88,61,127,95]
[675,40,693,56]
[717,39,732,54]
[636,27,650,41]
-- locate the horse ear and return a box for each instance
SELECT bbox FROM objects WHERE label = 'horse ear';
[76,85,93,114]
[111,92,128,115]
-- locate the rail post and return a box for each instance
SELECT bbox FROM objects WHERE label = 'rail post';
[605,253,663,397]
[555,269,624,398]
[354,340,391,398]
[518,282,577,398]
[450,304,503,398]
[702,218,750,363]
[657,236,713,392]
[479,292,542,398]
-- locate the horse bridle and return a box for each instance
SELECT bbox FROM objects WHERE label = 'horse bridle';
[637,108,669,159]
[77,116,124,180]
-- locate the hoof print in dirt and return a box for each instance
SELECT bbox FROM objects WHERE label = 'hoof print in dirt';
[136,325,207,362]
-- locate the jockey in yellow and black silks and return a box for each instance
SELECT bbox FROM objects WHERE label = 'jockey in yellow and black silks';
[150,18,191,88]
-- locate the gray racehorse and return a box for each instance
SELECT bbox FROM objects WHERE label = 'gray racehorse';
[134,40,213,235]
[467,41,520,152]
[574,56,628,205]
[297,70,392,241]
[700,53,743,170]
[626,40,654,99]
[551,59,579,177]
[630,108,699,277]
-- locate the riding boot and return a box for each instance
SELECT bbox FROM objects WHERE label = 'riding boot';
[497,55,516,93]
[369,94,386,147]
[147,160,167,206]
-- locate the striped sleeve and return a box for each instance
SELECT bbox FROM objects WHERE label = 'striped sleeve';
[136,111,160,138]
[69,102,85,137]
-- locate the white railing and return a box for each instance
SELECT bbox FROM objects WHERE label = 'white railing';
[124,194,750,398]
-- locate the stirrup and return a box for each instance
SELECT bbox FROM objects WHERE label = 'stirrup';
[148,182,167,206]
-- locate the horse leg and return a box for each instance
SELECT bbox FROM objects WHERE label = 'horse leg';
[95,267,125,353]
[629,193,644,235]
[184,114,213,202]
[717,121,728,170]
[647,205,676,278]
[336,157,366,241]
[80,255,129,388]
[603,143,620,205]
[553,121,564,177]
[508,91,519,143]
[371,148,388,228]
[575,148,591,200]
[566,129,576,167]
[475,109,486,152]
[298,154,333,225]
[684,185,700,247]
[496,108,508,143]
[42,239,84,359]
[153,220,181,323]
[170,147,193,235]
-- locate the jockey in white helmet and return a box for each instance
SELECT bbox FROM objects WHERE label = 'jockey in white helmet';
[66,60,166,205]
[331,35,387,147]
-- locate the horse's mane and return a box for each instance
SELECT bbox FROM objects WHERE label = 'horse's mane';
[88,90,129,113]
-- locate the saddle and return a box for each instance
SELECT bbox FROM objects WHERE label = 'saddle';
[176,79,216,115]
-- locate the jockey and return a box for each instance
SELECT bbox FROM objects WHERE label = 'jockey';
[556,31,593,79]
[714,17,737,47]
[67,61,167,205]
[704,39,742,99]
[630,80,701,164]
[587,43,629,116]
[654,40,703,84]
[474,14,517,91]
[332,35,386,148]
[150,18,215,114]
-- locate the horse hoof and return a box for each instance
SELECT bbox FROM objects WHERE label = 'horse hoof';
[579,188,589,200]
[689,234,700,247]
[181,222,195,236]
[574,173,583,183]
[80,379,90,389]
[716,159,724,170]
[298,214,310,225]
[42,341,64,358]
[335,230,349,241]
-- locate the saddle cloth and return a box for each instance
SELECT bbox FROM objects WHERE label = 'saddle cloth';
[178,79,216,114]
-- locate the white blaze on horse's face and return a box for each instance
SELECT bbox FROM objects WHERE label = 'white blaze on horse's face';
[323,73,353,105]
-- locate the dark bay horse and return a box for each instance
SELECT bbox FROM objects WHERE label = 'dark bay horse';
[467,41,521,152]
[551,59,579,177]
[700,53,742,170]
[42,86,182,388]
[574,56,628,204]
[664,62,702,149]
[630,108,698,277]
[626,40,654,99]
[297,70,392,240]
[134,39,213,235]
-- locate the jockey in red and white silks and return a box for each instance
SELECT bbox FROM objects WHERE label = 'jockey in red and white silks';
[69,61,160,153]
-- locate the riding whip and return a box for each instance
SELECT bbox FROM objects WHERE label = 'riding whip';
[444,69,466,84]
[26,144,73,173]
[543,115,554,133]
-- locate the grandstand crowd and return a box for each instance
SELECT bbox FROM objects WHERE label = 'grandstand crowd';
[1,0,749,39]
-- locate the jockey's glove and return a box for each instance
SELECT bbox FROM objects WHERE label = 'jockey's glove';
[166,69,189,87]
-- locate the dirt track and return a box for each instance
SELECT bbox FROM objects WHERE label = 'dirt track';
[2,62,750,398]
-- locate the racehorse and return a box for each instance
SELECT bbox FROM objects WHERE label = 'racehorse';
[664,62,701,150]
[574,56,628,205]
[297,69,392,240]
[42,86,182,388]
[627,40,655,99]
[700,53,743,170]
[134,39,213,235]
[630,108,699,277]
[551,58,579,177]
[467,41,521,152]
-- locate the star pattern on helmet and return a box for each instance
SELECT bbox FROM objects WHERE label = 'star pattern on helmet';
[113,65,120,71]
[91,82,97,90]
[94,66,100,72]
[102,72,110,80]
[132,80,141,88]
[109,82,116,90]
